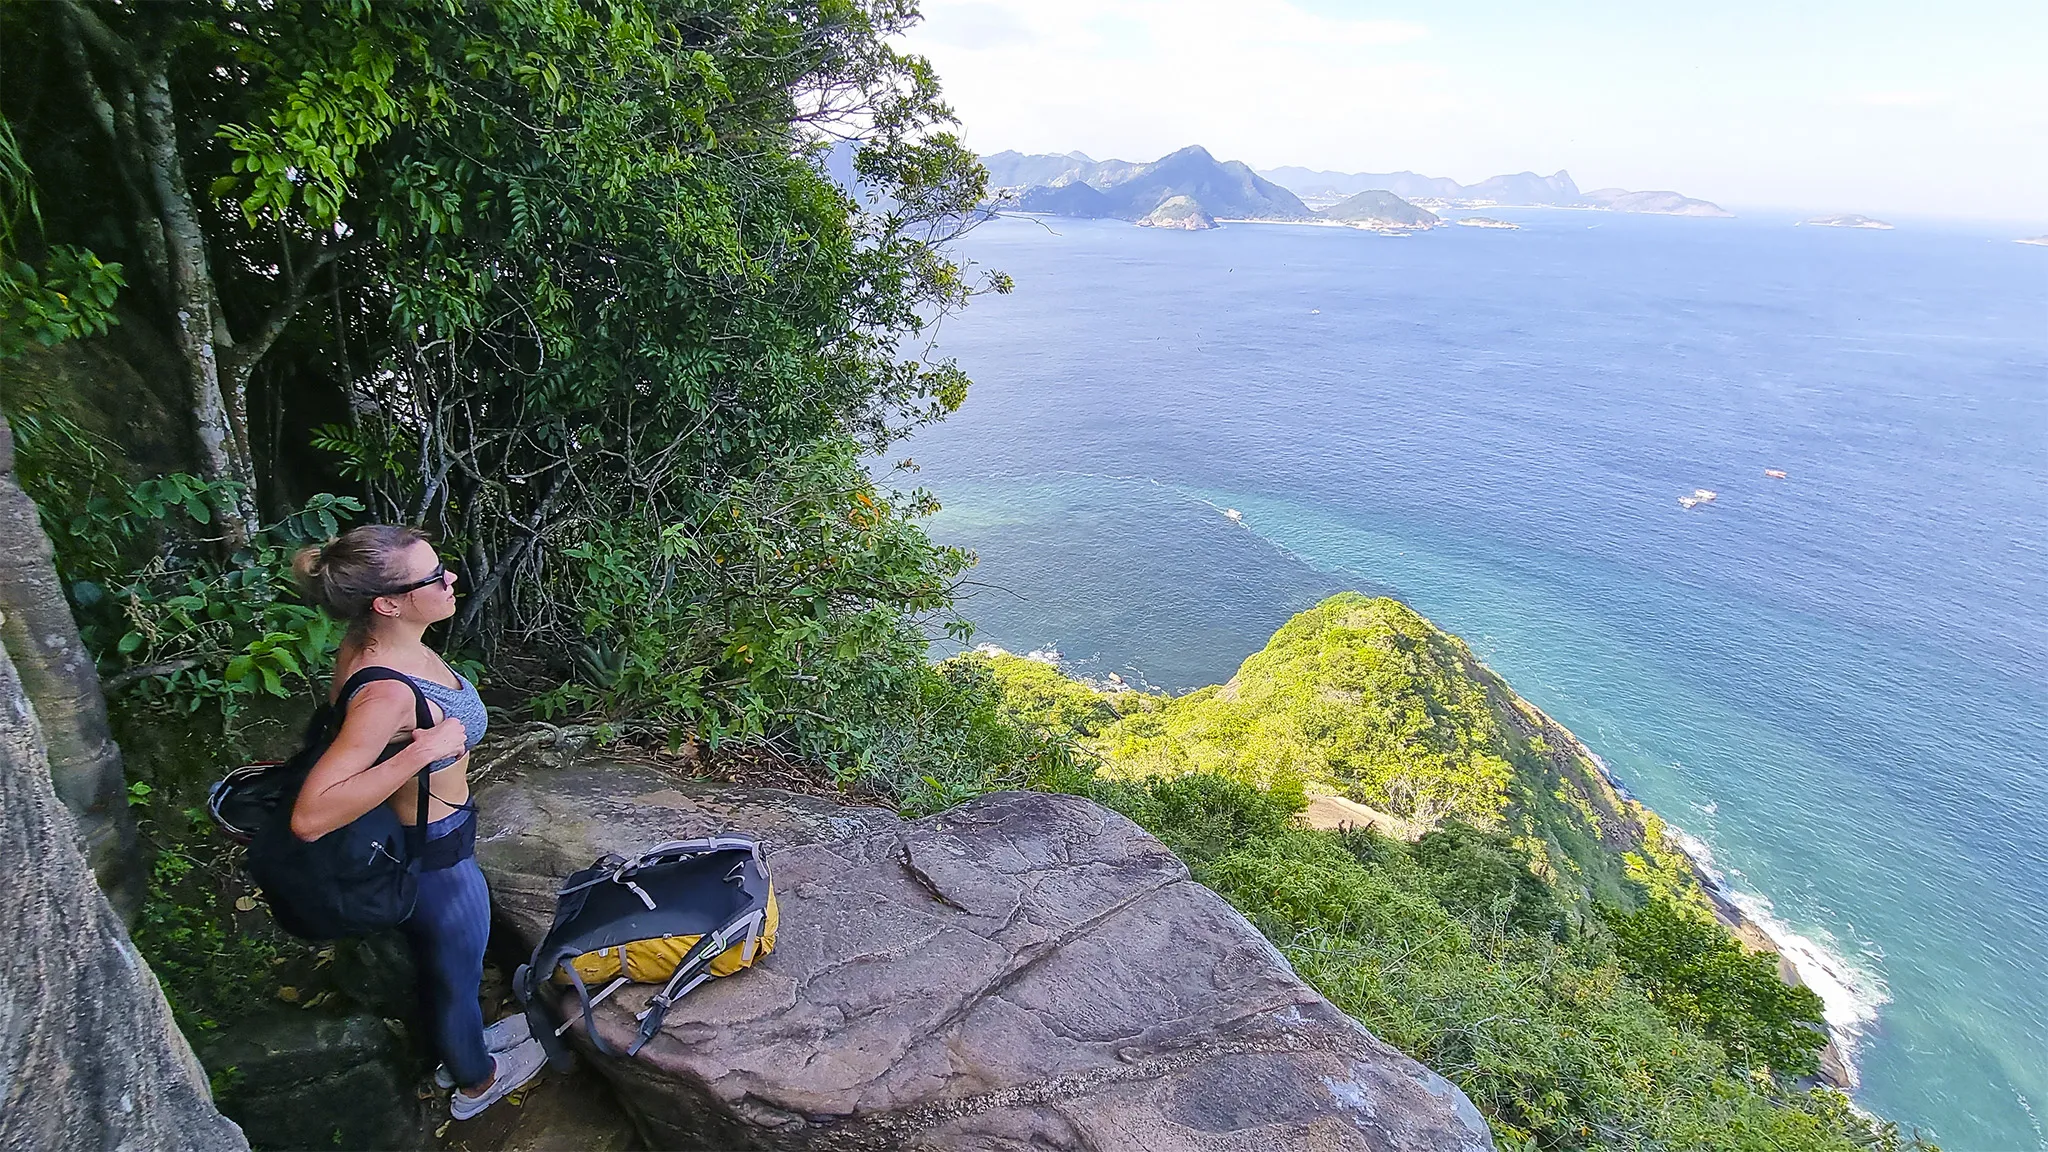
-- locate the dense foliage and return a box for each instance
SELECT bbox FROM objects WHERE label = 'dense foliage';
[2,0,1027,801]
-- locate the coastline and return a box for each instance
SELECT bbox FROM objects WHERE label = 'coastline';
[1505,686,1869,1092]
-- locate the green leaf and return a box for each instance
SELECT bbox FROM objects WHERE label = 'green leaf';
[117,631,144,654]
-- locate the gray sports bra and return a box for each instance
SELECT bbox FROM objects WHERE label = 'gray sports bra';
[401,668,488,772]
[342,663,488,773]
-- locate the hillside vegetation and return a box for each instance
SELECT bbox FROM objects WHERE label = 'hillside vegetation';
[971,593,1934,1152]
[1001,594,1696,909]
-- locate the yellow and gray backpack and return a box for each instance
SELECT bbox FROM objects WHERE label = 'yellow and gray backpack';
[515,837,776,1066]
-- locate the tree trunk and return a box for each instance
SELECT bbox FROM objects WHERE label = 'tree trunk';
[0,633,250,1152]
[0,415,141,920]
[60,2,341,543]
[130,52,258,545]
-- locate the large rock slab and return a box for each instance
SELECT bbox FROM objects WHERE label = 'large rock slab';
[476,760,1493,1151]
[197,1011,424,1151]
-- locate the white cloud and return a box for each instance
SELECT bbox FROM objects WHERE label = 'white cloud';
[899,0,2048,220]
[918,2,1038,50]
[1841,90,1948,108]
[901,0,1449,172]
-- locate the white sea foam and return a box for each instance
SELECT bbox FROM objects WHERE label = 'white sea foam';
[973,642,1062,667]
[2014,1087,2043,1149]
[1668,825,1889,1086]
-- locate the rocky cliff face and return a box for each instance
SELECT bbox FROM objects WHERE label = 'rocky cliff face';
[475,759,1495,1151]
[0,632,248,1152]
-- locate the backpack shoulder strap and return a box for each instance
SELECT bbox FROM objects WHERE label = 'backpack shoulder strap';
[337,666,436,731]
[336,666,435,846]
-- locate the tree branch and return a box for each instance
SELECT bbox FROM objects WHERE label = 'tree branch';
[100,659,203,693]
[57,5,169,304]
[54,0,145,83]
[218,242,341,386]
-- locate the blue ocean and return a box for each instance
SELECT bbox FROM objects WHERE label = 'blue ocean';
[895,210,2048,1148]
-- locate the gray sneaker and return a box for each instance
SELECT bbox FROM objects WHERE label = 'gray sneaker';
[449,1038,547,1121]
[435,1014,533,1089]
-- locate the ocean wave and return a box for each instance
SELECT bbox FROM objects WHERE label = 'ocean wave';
[972,642,1064,667]
[1670,826,1889,1084]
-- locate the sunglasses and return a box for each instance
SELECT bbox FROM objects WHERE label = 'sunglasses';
[381,562,453,596]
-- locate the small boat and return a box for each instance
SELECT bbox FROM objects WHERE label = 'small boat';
[1223,508,1243,522]
[1679,496,1702,509]
[1765,469,1788,479]
[1679,489,1719,509]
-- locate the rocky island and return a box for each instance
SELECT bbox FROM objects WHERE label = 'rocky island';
[2016,235,2048,246]
[1137,194,1217,230]
[1317,188,1441,231]
[1801,214,1894,229]
[1578,187,1734,217]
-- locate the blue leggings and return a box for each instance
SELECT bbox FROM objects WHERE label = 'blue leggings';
[403,811,492,1088]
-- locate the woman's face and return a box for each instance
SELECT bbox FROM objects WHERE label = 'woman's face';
[382,539,459,626]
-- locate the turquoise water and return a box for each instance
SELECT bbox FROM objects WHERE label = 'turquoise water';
[897,211,2048,1148]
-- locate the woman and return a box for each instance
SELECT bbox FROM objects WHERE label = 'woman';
[290,525,543,1120]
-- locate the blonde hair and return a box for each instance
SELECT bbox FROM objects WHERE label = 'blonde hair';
[291,524,431,628]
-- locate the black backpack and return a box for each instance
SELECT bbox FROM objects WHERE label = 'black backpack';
[209,667,436,941]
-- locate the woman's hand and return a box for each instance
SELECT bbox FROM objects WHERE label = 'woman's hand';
[410,716,468,764]
[291,683,465,841]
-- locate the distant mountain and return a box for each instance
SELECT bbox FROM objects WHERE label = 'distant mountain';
[982,150,1097,189]
[988,147,1730,226]
[1460,170,1580,206]
[992,145,1310,224]
[1262,166,1578,207]
[1259,166,1463,203]
[1580,188,1732,217]
[1798,213,1893,229]
[1137,195,1217,230]
[1316,189,1440,230]
[1260,164,1729,217]
[1094,146,1310,220]
[1015,182,1115,218]
[2019,236,2048,247]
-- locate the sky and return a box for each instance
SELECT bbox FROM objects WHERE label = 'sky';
[896,0,2048,223]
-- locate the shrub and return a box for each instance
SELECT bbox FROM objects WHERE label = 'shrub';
[1602,896,1828,1078]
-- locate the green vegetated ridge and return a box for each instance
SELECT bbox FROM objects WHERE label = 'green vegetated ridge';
[974,593,1931,1152]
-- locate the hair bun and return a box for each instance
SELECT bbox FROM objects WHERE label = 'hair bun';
[290,542,331,604]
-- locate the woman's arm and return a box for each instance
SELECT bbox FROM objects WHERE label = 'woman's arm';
[289,681,468,841]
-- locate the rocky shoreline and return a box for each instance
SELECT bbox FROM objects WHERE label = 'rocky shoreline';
[1505,688,1862,1092]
